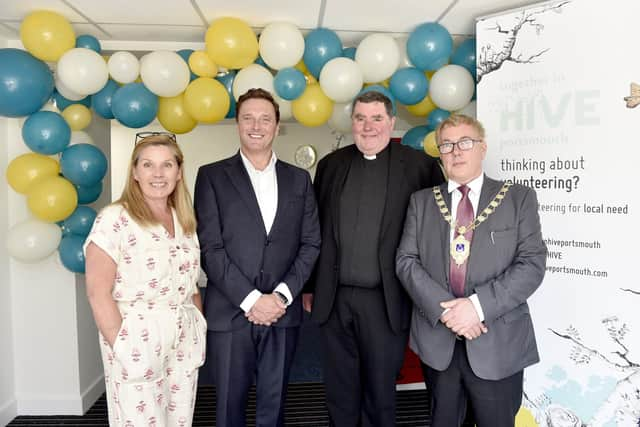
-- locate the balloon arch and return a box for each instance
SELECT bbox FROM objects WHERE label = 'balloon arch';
[2,10,477,273]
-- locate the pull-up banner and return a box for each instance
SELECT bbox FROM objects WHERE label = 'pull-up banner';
[477,0,640,425]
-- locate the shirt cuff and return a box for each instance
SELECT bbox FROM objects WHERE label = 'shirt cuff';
[469,294,485,322]
[240,290,262,313]
[274,282,293,306]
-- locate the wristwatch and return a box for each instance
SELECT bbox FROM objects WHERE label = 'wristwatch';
[274,291,289,305]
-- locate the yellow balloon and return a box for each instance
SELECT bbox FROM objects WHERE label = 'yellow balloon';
[27,176,78,223]
[423,130,440,158]
[425,70,436,79]
[6,153,60,195]
[183,77,230,124]
[205,17,258,69]
[294,59,317,84]
[61,104,92,131]
[406,94,437,117]
[158,94,198,134]
[292,84,333,127]
[515,407,539,427]
[20,10,76,62]
[188,50,218,78]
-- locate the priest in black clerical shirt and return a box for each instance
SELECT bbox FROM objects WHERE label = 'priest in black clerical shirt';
[303,90,444,426]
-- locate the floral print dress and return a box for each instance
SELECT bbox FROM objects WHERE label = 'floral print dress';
[84,204,206,427]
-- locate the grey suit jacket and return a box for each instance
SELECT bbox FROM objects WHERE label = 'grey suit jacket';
[396,175,547,381]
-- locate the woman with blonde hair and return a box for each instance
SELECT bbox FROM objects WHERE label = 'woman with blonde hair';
[84,132,206,426]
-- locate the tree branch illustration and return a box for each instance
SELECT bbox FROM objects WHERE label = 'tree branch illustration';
[477,1,570,83]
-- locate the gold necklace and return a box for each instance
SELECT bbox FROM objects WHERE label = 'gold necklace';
[433,182,512,265]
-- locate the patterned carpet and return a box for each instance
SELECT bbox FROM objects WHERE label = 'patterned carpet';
[8,383,433,426]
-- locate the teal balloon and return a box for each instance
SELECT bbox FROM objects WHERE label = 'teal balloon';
[58,235,86,273]
[401,125,429,150]
[111,83,158,128]
[91,79,119,119]
[76,35,101,53]
[76,181,103,204]
[63,206,97,236]
[451,38,477,79]
[53,90,91,111]
[426,108,451,131]
[303,28,342,78]
[274,68,306,100]
[176,49,197,81]
[22,111,71,155]
[389,67,429,106]
[60,143,108,186]
[407,22,453,71]
[342,47,356,60]
[358,85,396,115]
[0,48,54,117]
[216,71,237,119]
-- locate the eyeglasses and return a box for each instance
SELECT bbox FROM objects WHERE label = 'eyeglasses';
[134,131,177,145]
[437,137,482,154]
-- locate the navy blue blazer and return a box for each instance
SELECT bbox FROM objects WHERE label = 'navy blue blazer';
[194,152,321,332]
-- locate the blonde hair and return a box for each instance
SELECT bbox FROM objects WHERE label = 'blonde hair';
[435,114,486,144]
[116,134,196,235]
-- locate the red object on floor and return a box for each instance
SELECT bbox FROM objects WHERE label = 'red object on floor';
[397,346,424,384]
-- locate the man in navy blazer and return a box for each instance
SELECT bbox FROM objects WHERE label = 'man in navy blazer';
[396,114,546,426]
[194,89,321,427]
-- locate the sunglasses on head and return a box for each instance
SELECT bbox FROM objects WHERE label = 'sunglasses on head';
[134,131,177,145]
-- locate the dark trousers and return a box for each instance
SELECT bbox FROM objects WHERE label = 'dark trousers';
[422,339,523,427]
[320,286,408,427]
[208,325,299,427]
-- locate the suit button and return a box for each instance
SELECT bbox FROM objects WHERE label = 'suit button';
[264,238,270,246]
[260,269,264,273]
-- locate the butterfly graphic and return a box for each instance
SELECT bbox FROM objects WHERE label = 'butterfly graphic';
[624,82,640,108]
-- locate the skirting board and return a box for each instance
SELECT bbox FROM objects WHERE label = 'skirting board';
[16,374,105,416]
[0,398,17,426]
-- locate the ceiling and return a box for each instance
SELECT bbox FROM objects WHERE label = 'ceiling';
[0,0,542,48]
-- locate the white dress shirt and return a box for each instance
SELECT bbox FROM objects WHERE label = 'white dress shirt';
[238,150,292,312]
[447,174,485,322]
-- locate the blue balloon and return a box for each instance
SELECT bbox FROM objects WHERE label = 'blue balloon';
[60,143,108,187]
[63,206,97,236]
[342,47,356,60]
[389,67,429,106]
[22,111,71,155]
[401,125,430,150]
[56,220,72,237]
[303,28,342,78]
[358,85,397,115]
[274,68,306,101]
[0,48,54,117]
[451,38,477,79]
[111,83,158,128]
[91,79,119,119]
[76,35,101,53]
[53,89,91,111]
[176,49,197,81]
[216,71,237,119]
[76,181,103,204]
[254,54,270,69]
[427,108,451,131]
[407,22,453,71]
[58,235,86,274]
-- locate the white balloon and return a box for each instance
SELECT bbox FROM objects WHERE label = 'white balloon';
[259,22,305,70]
[456,100,477,118]
[355,34,400,83]
[69,130,95,146]
[232,64,275,101]
[394,36,413,69]
[274,94,292,120]
[328,102,353,134]
[429,65,475,111]
[55,75,85,101]
[7,219,62,263]
[319,57,363,103]
[139,50,191,97]
[57,48,109,96]
[108,51,140,84]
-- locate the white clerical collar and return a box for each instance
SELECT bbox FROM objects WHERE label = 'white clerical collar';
[363,153,376,160]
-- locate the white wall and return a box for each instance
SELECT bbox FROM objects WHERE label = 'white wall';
[0,35,18,426]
